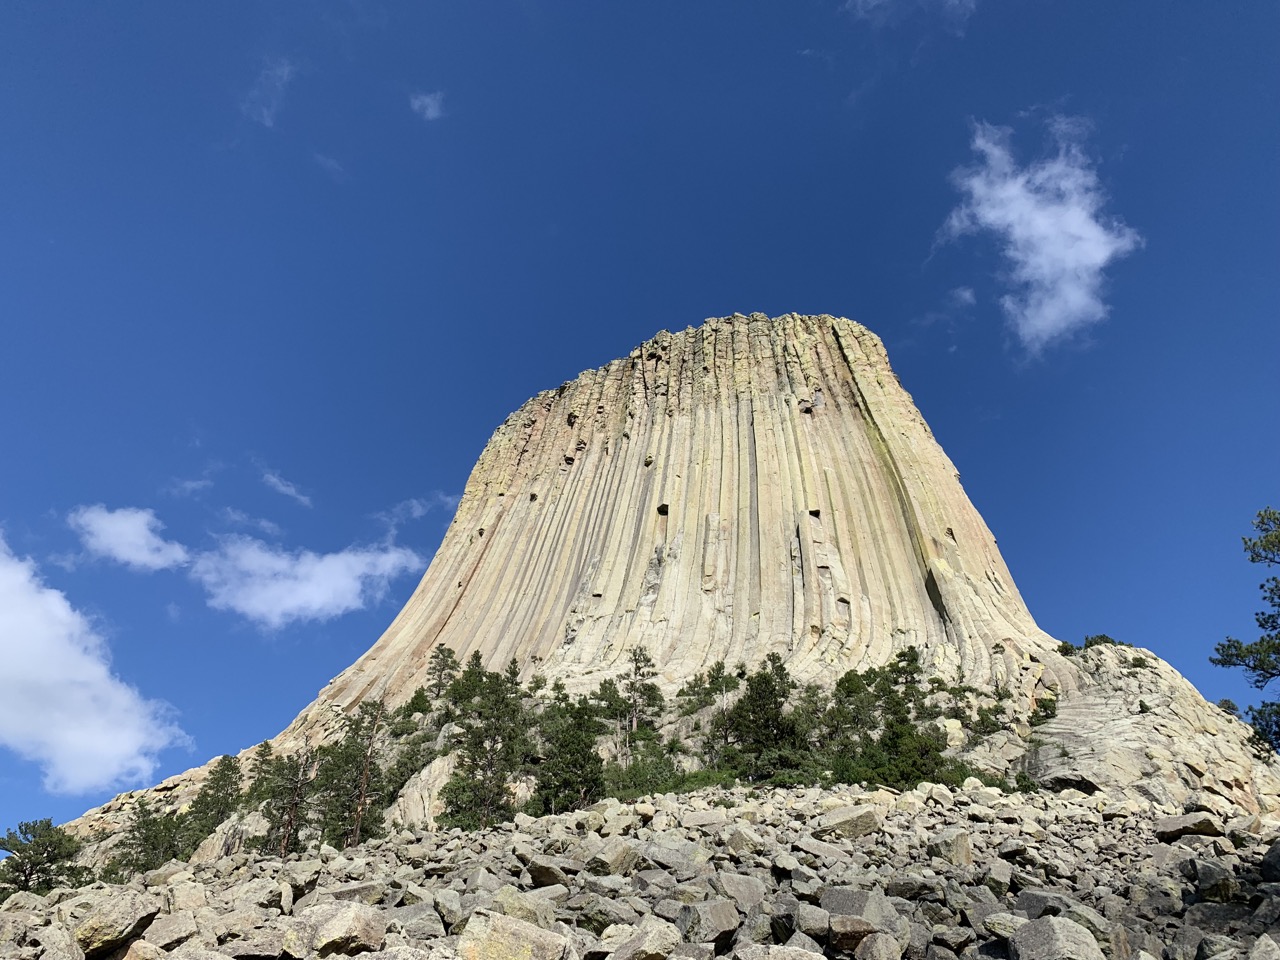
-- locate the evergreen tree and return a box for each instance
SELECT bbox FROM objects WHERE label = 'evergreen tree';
[0,819,87,899]
[622,647,664,733]
[426,645,461,701]
[313,702,388,849]
[714,653,805,782]
[256,745,318,857]
[1212,507,1280,751]
[180,754,243,854]
[117,799,184,874]
[439,662,531,830]
[528,695,605,815]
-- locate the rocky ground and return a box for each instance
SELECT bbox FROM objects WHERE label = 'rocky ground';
[5,779,1280,960]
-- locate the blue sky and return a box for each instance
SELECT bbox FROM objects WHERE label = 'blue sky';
[1,1,1277,829]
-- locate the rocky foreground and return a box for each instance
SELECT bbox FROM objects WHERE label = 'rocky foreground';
[7,780,1280,960]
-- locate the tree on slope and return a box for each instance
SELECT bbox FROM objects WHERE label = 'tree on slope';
[312,701,388,849]
[0,819,87,900]
[439,657,532,830]
[1212,507,1280,751]
[180,754,243,853]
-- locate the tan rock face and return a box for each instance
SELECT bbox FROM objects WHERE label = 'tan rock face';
[293,313,1061,725]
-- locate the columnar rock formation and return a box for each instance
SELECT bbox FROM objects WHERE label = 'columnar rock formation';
[303,312,1052,710]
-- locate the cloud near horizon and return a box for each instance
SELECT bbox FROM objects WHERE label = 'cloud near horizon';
[0,536,187,793]
[189,536,424,630]
[943,116,1142,354]
[68,504,190,571]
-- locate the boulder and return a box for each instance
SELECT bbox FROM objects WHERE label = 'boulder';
[1009,916,1105,960]
[457,909,568,960]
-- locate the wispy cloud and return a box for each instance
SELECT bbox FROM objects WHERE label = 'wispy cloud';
[168,478,213,498]
[377,491,461,537]
[942,116,1142,354]
[949,286,976,307]
[242,57,297,128]
[844,0,977,26]
[409,91,446,122]
[189,537,423,630]
[262,470,312,507]
[68,505,190,572]
[0,536,187,793]
[223,507,284,538]
[313,153,346,182]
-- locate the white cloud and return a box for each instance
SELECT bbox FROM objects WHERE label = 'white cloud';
[68,505,190,572]
[0,536,187,793]
[242,57,296,128]
[189,537,423,630]
[223,507,284,538]
[949,286,976,307]
[942,117,1142,353]
[262,471,312,507]
[409,91,446,122]
[845,0,976,24]
[168,478,213,497]
[313,153,346,181]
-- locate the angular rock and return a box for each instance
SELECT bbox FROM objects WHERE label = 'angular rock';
[814,805,882,840]
[285,901,387,957]
[457,909,568,960]
[59,889,161,957]
[1009,916,1105,960]
[1154,812,1225,842]
[675,899,740,948]
[611,914,683,960]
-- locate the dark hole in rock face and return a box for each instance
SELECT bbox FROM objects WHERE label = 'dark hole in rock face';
[564,455,575,465]
[809,508,821,518]
[567,412,578,427]
[1043,775,1099,795]
[657,503,669,516]
[477,528,484,537]
[529,493,538,502]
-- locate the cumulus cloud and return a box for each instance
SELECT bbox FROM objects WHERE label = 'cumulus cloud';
[189,537,423,630]
[0,536,187,793]
[262,471,312,507]
[409,91,446,122]
[68,505,190,571]
[942,117,1142,353]
[242,57,296,128]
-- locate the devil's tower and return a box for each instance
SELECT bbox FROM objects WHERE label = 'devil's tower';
[264,312,1275,814]
[308,313,1049,703]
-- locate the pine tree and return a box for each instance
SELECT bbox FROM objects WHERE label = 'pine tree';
[0,820,87,899]
[180,754,243,855]
[117,799,184,874]
[426,645,461,701]
[313,702,388,849]
[256,745,318,857]
[439,663,531,830]
[528,695,604,815]
[1212,507,1280,751]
